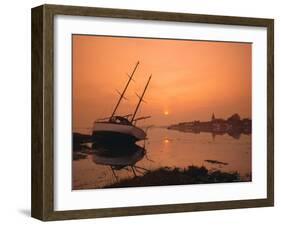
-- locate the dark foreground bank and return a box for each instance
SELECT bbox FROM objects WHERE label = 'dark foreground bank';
[105,165,249,188]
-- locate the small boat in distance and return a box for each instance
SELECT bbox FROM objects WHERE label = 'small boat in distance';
[92,62,152,145]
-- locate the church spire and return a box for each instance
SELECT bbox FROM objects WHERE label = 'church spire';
[212,113,215,121]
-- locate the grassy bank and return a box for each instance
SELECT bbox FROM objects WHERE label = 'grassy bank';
[106,165,246,188]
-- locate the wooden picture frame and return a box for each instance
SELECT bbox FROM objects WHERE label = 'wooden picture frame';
[31,4,274,221]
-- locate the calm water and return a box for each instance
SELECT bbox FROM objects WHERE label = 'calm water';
[73,128,251,189]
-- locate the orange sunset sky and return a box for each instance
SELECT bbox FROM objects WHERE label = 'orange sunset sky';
[73,35,251,132]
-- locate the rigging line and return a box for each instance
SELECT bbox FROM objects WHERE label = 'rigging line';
[110,61,140,118]
[131,74,152,122]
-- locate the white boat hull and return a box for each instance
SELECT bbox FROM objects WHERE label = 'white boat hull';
[92,122,146,144]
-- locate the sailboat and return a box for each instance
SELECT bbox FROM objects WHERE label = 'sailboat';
[92,62,152,145]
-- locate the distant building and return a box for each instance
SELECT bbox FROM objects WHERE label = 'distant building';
[168,112,251,138]
[211,113,215,121]
[211,113,224,124]
[210,113,230,132]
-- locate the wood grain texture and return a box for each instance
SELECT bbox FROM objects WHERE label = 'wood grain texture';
[267,19,274,206]
[31,5,44,220]
[31,4,274,221]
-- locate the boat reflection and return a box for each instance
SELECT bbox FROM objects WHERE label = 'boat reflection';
[91,143,149,181]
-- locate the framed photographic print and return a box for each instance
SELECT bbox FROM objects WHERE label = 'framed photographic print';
[31,4,274,221]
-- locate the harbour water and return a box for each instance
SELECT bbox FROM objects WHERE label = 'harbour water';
[73,127,251,189]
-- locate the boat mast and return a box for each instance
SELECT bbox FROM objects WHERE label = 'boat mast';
[110,61,139,118]
[131,75,152,122]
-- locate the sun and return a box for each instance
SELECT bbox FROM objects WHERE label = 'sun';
[164,110,169,116]
[164,138,170,143]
